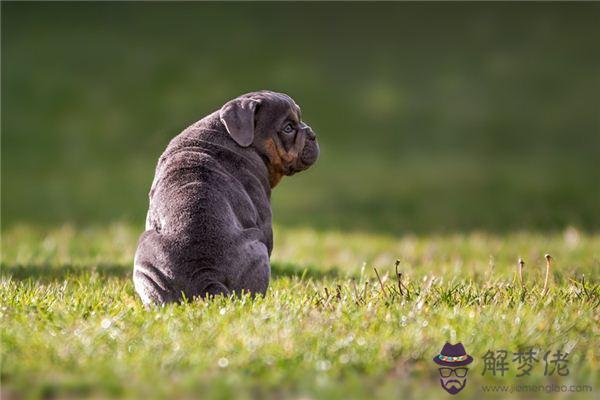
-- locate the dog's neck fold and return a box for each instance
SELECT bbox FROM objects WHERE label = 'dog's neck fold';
[196,111,290,189]
[167,114,272,199]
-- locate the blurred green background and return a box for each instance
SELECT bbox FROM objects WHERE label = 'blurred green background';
[2,2,599,233]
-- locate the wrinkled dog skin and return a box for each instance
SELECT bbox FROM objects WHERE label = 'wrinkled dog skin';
[133,91,319,305]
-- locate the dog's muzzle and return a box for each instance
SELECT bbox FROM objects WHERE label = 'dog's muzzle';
[300,139,319,166]
[297,126,319,167]
[295,126,317,171]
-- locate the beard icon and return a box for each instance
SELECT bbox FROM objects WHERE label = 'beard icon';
[439,372,468,395]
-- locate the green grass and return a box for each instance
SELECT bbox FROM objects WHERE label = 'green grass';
[2,3,600,399]
[2,224,598,399]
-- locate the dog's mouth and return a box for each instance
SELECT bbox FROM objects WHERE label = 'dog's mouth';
[297,139,319,169]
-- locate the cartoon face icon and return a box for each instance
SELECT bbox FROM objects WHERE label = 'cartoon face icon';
[438,367,469,394]
[433,342,474,395]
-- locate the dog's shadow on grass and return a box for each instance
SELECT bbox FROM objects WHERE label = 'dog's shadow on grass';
[1,263,132,282]
[271,262,341,280]
[1,262,340,282]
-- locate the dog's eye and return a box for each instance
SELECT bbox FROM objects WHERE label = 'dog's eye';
[282,123,295,134]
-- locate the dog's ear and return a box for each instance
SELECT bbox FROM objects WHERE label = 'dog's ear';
[219,98,259,147]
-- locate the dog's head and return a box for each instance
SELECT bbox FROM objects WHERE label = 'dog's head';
[219,90,319,187]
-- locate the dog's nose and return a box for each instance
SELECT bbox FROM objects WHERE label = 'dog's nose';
[305,128,316,140]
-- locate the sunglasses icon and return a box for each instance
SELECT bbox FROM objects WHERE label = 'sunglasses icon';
[439,367,468,378]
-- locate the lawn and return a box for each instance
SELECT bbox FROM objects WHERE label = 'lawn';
[1,224,598,399]
[2,3,599,399]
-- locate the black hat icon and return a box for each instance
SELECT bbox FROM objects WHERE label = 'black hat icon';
[433,342,474,367]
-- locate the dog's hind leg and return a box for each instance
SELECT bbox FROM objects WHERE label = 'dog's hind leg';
[133,230,180,306]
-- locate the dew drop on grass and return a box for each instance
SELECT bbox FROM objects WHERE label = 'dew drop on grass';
[316,360,331,371]
[218,357,229,368]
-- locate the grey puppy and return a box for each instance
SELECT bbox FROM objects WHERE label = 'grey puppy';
[133,91,319,305]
